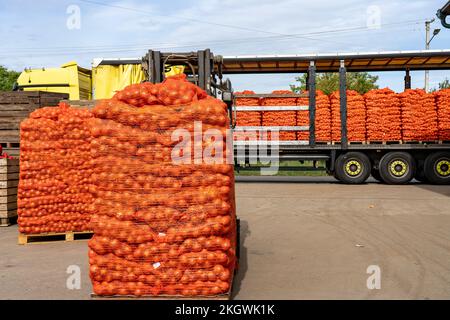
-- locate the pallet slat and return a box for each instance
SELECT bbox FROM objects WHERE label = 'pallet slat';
[0,165,19,173]
[0,202,17,210]
[0,187,17,196]
[0,179,18,188]
[0,172,19,181]
[90,293,230,300]
[0,215,17,227]
[0,194,17,204]
[18,231,93,245]
[0,208,17,219]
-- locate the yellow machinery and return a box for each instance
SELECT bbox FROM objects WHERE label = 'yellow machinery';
[91,60,145,99]
[16,61,92,100]
[16,59,185,100]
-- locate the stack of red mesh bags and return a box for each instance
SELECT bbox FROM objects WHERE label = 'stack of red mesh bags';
[296,90,331,141]
[434,89,450,141]
[364,88,402,142]
[262,90,297,141]
[88,74,237,297]
[399,89,438,141]
[330,90,366,142]
[234,90,261,141]
[17,103,93,234]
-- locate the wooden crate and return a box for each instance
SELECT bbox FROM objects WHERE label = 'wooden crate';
[0,158,18,226]
[18,231,93,245]
[0,91,68,144]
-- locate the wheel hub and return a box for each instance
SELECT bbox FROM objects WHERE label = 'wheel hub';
[345,160,362,177]
[390,160,407,177]
[436,160,450,177]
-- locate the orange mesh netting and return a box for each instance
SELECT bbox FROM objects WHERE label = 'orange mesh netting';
[399,89,438,141]
[364,88,402,142]
[88,75,237,297]
[234,90,261,141]
[17,103,94,234]
[261,90,297,141]
[330,90,366,142]
[434,89,450,141]
[296,90,331,142]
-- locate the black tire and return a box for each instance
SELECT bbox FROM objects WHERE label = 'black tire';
[371,168,383,183]
[424,152,450,185]
[379,152,415,184]
[335,152,371,184]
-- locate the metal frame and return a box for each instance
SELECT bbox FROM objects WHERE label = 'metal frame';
[437,1,450,28]
[339,60,348,148]
[142,49,217,95]
[308,61,316,146]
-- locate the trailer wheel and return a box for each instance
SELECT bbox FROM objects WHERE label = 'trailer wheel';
[335,152,371,184]
[379,152,415,184]
[424,152,450,185]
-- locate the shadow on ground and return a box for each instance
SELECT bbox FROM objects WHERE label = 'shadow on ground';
[231,219,249,299]
[416,183,450,197]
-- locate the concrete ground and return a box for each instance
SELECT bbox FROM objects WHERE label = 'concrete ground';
[1,178,450,299]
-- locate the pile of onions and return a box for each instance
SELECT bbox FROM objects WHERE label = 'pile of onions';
[18,103,94,234]
[89,75,237,297]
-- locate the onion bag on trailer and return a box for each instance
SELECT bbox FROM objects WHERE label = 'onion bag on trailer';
[234,90,261,141]
[296,90,331,142]
[434,89,450,141]
[88,75,237,297]
[364,88,402,142]
[17,103,94,234]
[261,90,297,141]
[399,89,438,141]
[330,90,366,142]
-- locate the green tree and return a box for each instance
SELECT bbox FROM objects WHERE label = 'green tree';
[438,78,450,90]
[0,65,20,91]
[290,72,379,95]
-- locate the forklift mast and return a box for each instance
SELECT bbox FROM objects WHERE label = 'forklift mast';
[141,49,234,122]
[141,49,233,102]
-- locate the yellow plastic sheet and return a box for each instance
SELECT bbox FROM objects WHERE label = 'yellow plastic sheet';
[92,64,145,99]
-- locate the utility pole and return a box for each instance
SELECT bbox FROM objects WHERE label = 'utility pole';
[424,19,441,92]
[425,19,433,92]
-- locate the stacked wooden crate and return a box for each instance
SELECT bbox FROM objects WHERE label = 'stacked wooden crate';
[0,158,19,226]
[0,91,68,156]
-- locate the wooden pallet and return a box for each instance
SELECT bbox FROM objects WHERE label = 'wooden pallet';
[331,141,367,145]
[90,292,230,300]
[0,215,17,227]
[18,231,93,245]
[403,141,439,144]
[365,140,403,145]
[0,142,20,148]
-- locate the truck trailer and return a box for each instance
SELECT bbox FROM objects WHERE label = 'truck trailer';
[38,49,450,185]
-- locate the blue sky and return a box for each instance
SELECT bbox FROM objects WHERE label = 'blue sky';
[0,0,449,92]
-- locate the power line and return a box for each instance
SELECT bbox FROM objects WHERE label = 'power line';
[75,0,351,46]
[0,18,424,55]
[0,24,422,59]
